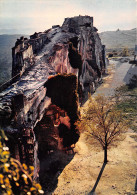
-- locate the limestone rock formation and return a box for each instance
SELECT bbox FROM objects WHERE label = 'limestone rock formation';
[0,16,106,169]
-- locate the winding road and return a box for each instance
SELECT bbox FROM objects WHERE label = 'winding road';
[94,57,137,97]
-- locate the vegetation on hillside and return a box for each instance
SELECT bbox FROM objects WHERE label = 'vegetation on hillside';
[122,47,129,57]
[115,76,137,134]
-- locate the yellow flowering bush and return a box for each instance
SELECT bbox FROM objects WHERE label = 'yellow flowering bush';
[0,130,44,195]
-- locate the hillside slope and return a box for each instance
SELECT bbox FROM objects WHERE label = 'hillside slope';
[0,34,29,85]
[99,28,137,49]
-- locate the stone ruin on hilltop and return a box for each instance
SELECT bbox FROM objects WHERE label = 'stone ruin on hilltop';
[0,16,107,179]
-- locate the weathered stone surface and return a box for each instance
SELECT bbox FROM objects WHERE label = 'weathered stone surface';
[0,15,106,167]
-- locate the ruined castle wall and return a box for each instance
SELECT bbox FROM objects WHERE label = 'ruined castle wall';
[0,15,107,166]
[12,16,106,88]
[12,32,49,78]
[22,44,33,59]
[29,32,48,54]
[12,41,34,78]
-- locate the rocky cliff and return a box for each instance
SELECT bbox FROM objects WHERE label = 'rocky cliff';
[0,16,106,181]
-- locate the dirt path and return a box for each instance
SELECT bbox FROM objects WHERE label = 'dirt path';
[53,131,137,195]
[53,59,137,195]
[94,59,137,97]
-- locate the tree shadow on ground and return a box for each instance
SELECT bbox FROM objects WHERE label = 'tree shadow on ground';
[135,177,137,194]
[88,163,107,195]
[39,150,74,195]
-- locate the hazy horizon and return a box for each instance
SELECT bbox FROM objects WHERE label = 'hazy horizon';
[0,0,137,35]
[0,27,136,36]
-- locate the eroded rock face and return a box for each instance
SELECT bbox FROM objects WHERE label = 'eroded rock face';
[0,16,106,167]
[12,16,105,89]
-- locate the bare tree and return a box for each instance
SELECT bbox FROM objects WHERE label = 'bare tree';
[77,95,128,163]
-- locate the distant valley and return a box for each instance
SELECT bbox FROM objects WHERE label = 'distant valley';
[0,34,29,86]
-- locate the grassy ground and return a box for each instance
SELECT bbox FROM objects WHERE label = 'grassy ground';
[115,84,137,140]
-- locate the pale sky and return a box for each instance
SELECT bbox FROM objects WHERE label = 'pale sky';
[0,0,137,34]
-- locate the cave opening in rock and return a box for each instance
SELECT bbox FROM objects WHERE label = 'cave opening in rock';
[44,74,80,149]
[68,36,83,74]
[68,42,82,71]
[34,103,76,193]
[33,74,80,193]
[34,74,80,161]
[34,104,74,159]
[69,37,78,48]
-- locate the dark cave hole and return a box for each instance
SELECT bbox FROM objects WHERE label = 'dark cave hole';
[69,37,78,48]
[44,74,79,123]
[34,74,80,193]
[68,42,82,71]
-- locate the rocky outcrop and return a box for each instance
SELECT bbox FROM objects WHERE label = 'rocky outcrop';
[0,16,106,171]
[12,16,106,89]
